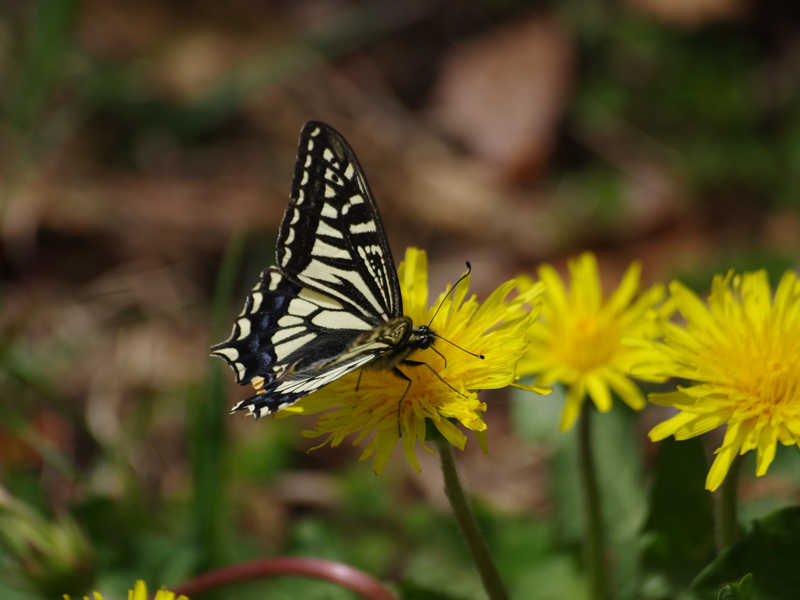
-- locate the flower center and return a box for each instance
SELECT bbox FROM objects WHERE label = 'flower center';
[556,314,620,372]
[719,325,800,417]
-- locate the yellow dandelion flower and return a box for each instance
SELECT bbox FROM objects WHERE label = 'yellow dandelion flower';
[645,269,800,491]
[64,580,188,600]
[517,252,668,431]
[275,247,547,474]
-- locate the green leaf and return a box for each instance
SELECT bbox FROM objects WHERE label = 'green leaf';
[717,574,752,600]
[512,388,647,599]
[396,581,467,600]
[692,507,800,600]
[642,437,715,589]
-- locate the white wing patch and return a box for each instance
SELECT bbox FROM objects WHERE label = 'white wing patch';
[317,221,343,238]
[214,347,239,361]
[268,272,282,291]
[321,203,337,218]
[236,318,251,340]
[251,292,264,313]
[297,288,343,310]
[289,297,318,316]
[274,332,317,361]
[272,325,306,344]
[278,315,303,327]
[350,221,377,234]
[311,310,372,330]
[311,239,350,260]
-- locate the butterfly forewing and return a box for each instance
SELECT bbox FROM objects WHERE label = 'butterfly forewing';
[211,121,409,418]
[278,122,401,322]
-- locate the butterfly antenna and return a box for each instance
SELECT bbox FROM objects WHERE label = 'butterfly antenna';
[436,336,484,360]
[426,262,485,361]
[427,262,472,329]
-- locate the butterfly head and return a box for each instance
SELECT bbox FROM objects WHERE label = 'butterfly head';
[411,325,435,351]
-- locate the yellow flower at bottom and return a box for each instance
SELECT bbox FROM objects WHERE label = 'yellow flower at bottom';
[65,580,188,600]
[517,252,668,431]
[645,270,800,491]
[276,247,547,473]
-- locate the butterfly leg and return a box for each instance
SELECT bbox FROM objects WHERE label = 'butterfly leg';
[430,345,448,368]
[355,369,363,392]
[392,366,414,436]
[402,360,467,398]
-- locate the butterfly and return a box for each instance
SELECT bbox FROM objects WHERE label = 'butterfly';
[211,121,439,418]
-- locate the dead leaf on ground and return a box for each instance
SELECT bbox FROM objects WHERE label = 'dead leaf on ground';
[625,0,747,28]
[430,16,574,182]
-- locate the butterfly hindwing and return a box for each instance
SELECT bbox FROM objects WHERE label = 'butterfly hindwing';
[211,265,388,415]
[232,350,380,417]
[212,122,412,418]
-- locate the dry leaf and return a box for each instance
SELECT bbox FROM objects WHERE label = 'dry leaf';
[626,0,747,28]
[430,16,574,182]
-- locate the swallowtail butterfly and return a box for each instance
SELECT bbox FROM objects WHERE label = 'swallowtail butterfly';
[211,121,438,418]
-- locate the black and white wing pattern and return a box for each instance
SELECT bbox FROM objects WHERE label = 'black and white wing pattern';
[211,121,414,418]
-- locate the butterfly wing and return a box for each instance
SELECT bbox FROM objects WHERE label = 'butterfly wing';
[278,121,401,321]
[211,122,404,417]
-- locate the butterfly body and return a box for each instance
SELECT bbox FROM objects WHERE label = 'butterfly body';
[351,317,434,372]
[212,121,436,418]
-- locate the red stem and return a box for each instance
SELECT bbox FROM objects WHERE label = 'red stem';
[170,557,399,600]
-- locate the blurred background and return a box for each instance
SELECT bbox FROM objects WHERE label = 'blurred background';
[1,0,800,598]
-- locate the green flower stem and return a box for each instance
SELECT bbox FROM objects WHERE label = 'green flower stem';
[434,436,509,600]
[578,404,607,600]
[714,453,743,553]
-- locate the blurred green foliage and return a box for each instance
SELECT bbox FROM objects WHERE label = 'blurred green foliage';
[692,509,800,600]
[1,0,800,599]
[716,574,752,600]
